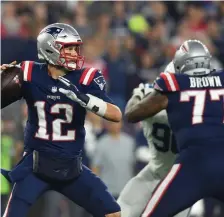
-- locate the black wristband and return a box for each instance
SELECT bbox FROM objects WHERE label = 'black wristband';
[78,93,90,105]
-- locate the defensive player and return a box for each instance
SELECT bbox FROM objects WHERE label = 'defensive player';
[1,23,122,217]
[125,40,224,217]
[117,62,190,217]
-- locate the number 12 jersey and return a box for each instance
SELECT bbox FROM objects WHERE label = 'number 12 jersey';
[21,61,112,158]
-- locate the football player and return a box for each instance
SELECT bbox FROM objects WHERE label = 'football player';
[125,40,224,217]
[1,23,122,217]
[117,62,191,217]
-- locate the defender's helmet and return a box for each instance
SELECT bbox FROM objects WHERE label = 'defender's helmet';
[37,23,84,70]
[173,40,211,76]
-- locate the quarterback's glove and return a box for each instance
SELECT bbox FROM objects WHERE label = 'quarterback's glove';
[132,83,153,100]
[58,76,107,117]
[58,76,88,107]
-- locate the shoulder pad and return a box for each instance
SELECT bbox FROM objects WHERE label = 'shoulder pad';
[154,72,180,92]
[21,61,34,82]
[79,67,99,86]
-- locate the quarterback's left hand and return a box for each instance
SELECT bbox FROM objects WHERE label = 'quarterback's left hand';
[58,76,121,122]
[58,76,89,107]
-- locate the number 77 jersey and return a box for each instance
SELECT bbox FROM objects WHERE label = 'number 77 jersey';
[154,71,224,151]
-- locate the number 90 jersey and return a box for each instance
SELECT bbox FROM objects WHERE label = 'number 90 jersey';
[141,110,178,178]
[20,61,112,158]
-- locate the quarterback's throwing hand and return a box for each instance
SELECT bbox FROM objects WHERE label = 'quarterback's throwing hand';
[0,61,17,72]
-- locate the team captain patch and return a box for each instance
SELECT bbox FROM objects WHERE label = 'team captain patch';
[94,76,106,90]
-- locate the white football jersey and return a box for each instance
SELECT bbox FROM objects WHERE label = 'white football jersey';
[141,110,178,178]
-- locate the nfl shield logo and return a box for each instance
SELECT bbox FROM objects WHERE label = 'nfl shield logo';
[51,86,57,93]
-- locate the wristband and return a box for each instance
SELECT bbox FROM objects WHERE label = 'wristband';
[85,94,107,117]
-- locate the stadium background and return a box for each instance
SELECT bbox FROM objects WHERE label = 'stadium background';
[1,1,224,217]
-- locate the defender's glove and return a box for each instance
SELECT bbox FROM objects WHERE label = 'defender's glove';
[58,76,107,117]
[132,83,153,100]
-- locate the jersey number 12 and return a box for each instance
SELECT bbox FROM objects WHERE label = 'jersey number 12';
[34,102,75,141]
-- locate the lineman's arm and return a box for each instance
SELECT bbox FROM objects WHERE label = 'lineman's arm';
[125,90,168,123]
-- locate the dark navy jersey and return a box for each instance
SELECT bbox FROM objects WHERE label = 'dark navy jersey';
[154,71,224,150]
[21,61,113,158]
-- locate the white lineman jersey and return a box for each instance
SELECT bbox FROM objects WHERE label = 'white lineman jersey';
[141,110,178,178]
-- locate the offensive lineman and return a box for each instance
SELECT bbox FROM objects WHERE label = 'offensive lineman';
[126,40,224,217]
[117,62,190,217]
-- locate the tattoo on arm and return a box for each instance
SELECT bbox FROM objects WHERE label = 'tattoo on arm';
[125,90,168,123]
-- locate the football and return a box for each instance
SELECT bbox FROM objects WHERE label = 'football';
[1,66,24,108]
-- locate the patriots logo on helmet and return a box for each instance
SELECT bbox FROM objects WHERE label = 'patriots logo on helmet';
[44,27,64,39]
[94,75,106,90]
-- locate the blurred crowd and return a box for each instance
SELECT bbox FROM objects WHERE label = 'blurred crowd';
[1,1,224,217]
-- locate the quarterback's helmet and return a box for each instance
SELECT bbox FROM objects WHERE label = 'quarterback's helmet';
[37,23,84,70]
[173,40,211,76]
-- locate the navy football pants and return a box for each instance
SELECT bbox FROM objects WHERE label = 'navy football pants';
[141,145,224,217]
[3,166,120,217]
